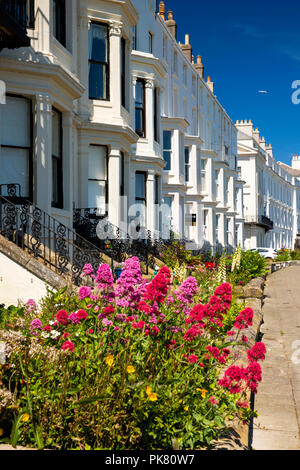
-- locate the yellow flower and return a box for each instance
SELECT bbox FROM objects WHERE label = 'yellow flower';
[22,413,30,423]
[0,428,4,437]
[146,386,152,396]
[126,365,135,374]
[184,406,189,412]
[148,392,158,402]
[105,355,114,367]
[197,388,208,398]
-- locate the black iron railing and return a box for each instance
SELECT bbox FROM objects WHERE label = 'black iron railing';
[0,194,103,286]
[73,208,189,273]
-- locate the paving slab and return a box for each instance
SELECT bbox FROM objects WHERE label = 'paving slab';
[251,266,300,450]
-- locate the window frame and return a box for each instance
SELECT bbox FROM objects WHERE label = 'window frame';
[184,146,190,183]
[87,144,108,215]
[154,86,160,143]
[51,107,63,209]
[53,0,66,47]
[135,78,146,138]
[88,21,110,102]
[135,171,147,206]
[121,36,126,109]
[163,130,172,171]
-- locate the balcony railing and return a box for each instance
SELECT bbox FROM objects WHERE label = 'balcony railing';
[245,215,274,231]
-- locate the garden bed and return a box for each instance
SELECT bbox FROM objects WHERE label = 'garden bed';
[0,250,268,451]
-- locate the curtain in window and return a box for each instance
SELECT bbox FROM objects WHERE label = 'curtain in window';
[0,96,31,197]
[88,145,107,214]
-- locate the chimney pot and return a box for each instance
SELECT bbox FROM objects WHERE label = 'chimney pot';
[159,1,165,20]
[195,55,204,78]
[165,10,177,40]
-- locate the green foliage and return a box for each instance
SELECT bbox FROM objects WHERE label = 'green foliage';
[227,250,268,286]
[275,249,292,262]
[0,305,25,329]
[160,241,192,269]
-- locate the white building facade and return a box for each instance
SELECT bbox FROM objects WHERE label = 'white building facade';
[236,120,299,251]
[0,0,243,255]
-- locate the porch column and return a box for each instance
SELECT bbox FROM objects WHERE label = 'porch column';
[146,170,155,232]
[108,148,121,228]
[35,93,52,214]
[62,111,73,214]
[145,79,154,144]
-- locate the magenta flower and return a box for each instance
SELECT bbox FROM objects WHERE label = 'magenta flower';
[78,286,92,300]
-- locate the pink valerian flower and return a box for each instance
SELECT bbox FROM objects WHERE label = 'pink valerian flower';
[234,308,254,330]
[78,286,92,300]
[209,396,219,406]
[82,263,94,277]
[29,318,43,331]
[247,342,266,363]
[61,340,75,352]
[25,299,38,314]
[102,318,113,327]
[68,312,81,324]
[115,258,146,308]
[174,276,198,305]
[56,310,69,325]
[95,264,114,290]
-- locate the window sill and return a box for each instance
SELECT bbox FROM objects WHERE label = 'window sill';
[52,36,73,59]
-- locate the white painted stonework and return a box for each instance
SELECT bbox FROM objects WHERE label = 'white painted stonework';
[0,252,50,307]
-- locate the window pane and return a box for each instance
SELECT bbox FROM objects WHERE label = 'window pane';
[135,81,144,107]
[163,151,171,171]
[135,173,145,200]
[2,96,30,147]
[163,131,171,150]
[52,110,61,158]
[185,147,189,164]
[88,180,106,212]
[88,146,107,180]
[89,23,108,62]
[89,62,107,100]
[135,109,144,135]
[52,157,58,204]
[0,147,29,197]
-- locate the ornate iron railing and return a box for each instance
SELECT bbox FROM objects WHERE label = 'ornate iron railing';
[73,209,158,274]
[0,194,103,286]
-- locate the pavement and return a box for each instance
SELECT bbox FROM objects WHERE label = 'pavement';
[251,266,300,450]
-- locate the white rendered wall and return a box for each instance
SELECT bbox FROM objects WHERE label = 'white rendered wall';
[0,252,50,307]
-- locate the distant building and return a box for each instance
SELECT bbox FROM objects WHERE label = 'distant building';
[236,121,299,250]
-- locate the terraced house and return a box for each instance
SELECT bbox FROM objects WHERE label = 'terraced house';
[236,120,300,250]
[0,0,245,264]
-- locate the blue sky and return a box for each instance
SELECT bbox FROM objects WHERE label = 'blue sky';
[166,0,300,165]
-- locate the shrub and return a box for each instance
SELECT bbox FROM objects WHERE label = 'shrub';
[227,250,268,286]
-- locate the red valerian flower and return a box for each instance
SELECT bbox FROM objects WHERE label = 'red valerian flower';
[188,354,198,364]
[247,342,266,363]
[104,305,115,314]
[43,325,51,332]
[61,340,75,352]
[56,310,69,325]
[245,361,262,393]
[76,309,88,321]
[234,308,253,330]
[209,396,219,406]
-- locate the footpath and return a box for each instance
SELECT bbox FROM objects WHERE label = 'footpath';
[251,265,300,450]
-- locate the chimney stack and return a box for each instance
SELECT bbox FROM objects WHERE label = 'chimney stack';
[165,10,177,40]
[195,55,204,79]
[159,1,165,20]
[180,34,193,62]
[206,76,214,94]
